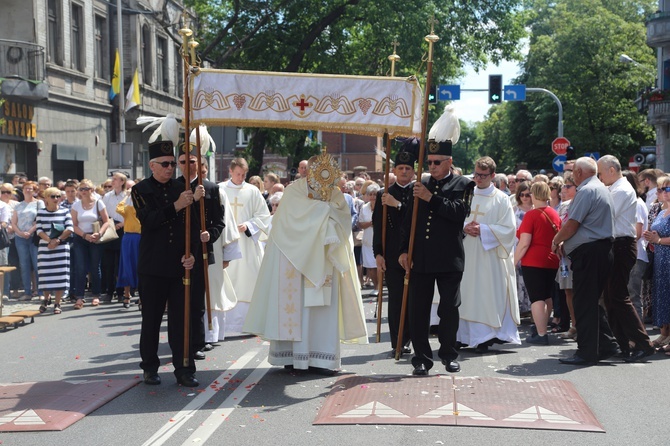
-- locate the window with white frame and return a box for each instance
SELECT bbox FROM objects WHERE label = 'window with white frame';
[94,14,107,79]
[237,128,250,146]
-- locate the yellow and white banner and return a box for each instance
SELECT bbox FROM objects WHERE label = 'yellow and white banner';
[189,69,422,137]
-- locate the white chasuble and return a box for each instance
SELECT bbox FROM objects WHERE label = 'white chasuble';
[243,178,367,369]
[221,180,271,303]
[456,184,520,346]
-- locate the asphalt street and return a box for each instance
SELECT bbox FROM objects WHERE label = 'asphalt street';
[0,290,667,446]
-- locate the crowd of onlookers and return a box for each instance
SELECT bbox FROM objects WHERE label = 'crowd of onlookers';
[2,159,668,358]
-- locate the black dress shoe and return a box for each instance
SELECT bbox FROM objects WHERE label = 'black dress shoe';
[176,374,200,387]
[203,344,214,352]
[559,354,597,366]
[443,360,461,373]
[143,372,161,385]
[412,364,428,376]
[598,347,622,361]
[624,348,655,363]
[194,351,206,360]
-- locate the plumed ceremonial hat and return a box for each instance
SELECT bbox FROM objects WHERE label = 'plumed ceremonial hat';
[427,104,460,157]
[394,138,419,167]
[148,140,175,160]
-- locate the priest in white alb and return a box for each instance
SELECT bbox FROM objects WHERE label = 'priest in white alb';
[457,156,520,352]
[205,187,242,343]
[221,157,272,334]
[243,153,368,375]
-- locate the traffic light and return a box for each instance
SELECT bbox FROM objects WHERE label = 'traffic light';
[428,85,437,104]
[488,74,502,104]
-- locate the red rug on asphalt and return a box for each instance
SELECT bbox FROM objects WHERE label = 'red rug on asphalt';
[314,375,604,432]
[0,378,140,432]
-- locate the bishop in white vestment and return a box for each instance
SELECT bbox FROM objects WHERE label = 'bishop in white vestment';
[457,159,520,350]
[205,187,242,343]
[221,158,272,334]
[243,162,368,373]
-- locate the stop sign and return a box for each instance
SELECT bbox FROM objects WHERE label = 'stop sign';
[552,137,570,156]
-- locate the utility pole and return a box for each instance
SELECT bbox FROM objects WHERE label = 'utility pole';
[117,0,126,144]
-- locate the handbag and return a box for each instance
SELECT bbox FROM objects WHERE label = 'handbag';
[353,229,364,247]
[642,249,654,281]
[92,200,118,244]
[0,226,10,249]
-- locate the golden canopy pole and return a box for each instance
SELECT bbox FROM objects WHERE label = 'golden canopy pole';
[179,22,193,367]
[376,41,400,343]
[395,21,439,360]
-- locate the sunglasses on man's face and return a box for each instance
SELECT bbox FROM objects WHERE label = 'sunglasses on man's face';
[79,187,92,192]
[427,159,449,166]
[154,161,178,168]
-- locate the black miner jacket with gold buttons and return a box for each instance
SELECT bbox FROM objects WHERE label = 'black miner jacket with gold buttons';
[132,176,201,278]
[399,174,475,274]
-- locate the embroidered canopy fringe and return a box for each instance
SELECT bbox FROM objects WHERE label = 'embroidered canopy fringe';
[189,69,422,137]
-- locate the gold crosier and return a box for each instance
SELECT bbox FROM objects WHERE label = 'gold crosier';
[376,40,401,343]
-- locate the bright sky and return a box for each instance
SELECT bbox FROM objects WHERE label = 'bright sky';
[454,59,523,124]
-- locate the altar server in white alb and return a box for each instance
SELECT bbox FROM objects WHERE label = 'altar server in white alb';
[205,185,242,343]
[243,152,368,375]
[457,156,520,353]
[221,157,271,334]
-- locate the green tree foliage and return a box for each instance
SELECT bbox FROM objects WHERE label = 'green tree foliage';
[500,0,657,171]
[185,0,526,176]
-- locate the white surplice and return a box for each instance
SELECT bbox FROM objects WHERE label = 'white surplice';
[456,184,520,346]
[221,179,271,334]
[205,187,242,343]
[243,178,368,370]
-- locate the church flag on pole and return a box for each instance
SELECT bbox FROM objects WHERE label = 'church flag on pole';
[109,49,121,100]
[125,69,141,112]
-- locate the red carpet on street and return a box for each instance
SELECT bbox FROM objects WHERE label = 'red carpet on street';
[314,375,604,432]
[0,379,139,432]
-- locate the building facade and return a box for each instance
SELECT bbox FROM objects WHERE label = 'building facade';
[0,0,189,184]
[646,1,670,171]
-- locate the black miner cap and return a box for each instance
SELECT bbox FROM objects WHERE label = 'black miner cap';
[148,140,174,160]
[395,137,419,167]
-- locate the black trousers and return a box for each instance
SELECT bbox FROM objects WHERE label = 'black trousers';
[139,274,195,378]
[190,259,208,352]
[604,237,651,351]
[409,271,462,370]
[385,265,411,350]
[102,228,123,296]
[569,239,618,362]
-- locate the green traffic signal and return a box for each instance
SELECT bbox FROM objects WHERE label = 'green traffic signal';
[488,74,502,104]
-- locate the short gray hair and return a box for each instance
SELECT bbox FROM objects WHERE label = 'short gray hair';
[575,156,597,174]
[598,154,621,173]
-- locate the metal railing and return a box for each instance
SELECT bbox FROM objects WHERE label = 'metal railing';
[0,39,46,82]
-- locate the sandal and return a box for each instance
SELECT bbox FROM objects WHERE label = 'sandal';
[559,327,577,340]
[53,304,61,314]
[652,335,669,348]
[91,297,100,306]
[74,299,84,310]
[123,298,131,309]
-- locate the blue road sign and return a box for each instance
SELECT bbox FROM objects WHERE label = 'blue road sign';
[640,146,656,154]
[503,85,526,101]
[438,84,460,101]
[552,155,567,173]
[584,152,600,161]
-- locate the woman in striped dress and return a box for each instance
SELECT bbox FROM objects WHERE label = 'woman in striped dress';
[36,187,73,314]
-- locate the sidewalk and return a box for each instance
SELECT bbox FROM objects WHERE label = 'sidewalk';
[1,295,41,315]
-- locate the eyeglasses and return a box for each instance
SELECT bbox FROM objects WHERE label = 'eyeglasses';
[427,159,449,166]
[179,159,196,165]
[562,184,575,189]
[79,187,92,192]
[519,193,531,198]
[104,185,113,189]
[658,186,670,193]
[473,172,491,179]
[154,161,178,168]
[49,195,60,199]
[0,191,11,195]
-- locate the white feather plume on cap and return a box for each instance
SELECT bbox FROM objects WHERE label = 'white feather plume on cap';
[189,124,217,155]
[428,104,460,145]
[136,113,180,146]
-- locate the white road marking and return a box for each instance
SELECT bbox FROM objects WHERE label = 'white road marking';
[141,348,262,446]
[181,357,272,444]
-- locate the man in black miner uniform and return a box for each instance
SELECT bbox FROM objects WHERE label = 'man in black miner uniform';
[132,140,201,387]
[177,146,225,360]
[399,138,474,376]
[373,140,418,358]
